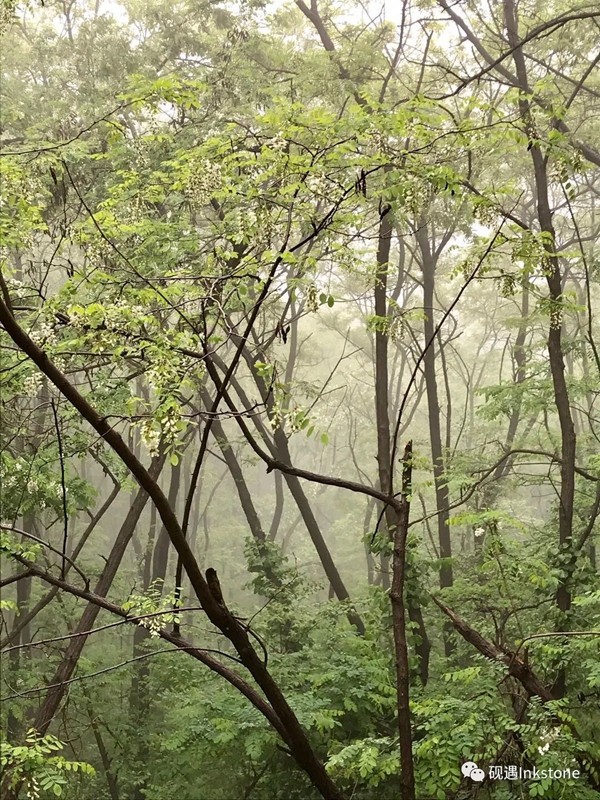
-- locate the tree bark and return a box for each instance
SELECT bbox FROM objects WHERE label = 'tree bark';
[416,226,453,594]
[374,212,394,590]
[391,442,416,800]
[502,0,577,697]
[373,214,430,682]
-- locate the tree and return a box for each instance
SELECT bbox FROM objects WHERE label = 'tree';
[2,1,599,799]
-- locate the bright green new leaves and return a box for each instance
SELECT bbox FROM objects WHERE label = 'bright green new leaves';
[0,730,95,799]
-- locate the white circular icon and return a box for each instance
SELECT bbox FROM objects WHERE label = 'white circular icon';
[461,761,478,778]
[471,768,485,782]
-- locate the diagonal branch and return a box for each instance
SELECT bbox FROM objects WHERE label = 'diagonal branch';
[4,553,288,740]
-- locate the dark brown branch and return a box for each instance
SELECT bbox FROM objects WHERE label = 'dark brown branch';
[5,554,288,740]
[0,525,89,587]
[431,595,553,701]
[0,570,32,590]
[50,399,69,578]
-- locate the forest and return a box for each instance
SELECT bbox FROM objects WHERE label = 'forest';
[0,0,599,798]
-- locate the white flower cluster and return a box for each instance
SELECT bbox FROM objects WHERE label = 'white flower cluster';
[84,240,112,268]
[141,421,161,455]
[403,180,429,215]
[119,193,144,225]
[306,172,329,198]
[287,407,308,433]
[5,277,28,300]
[367,127,388,154]
[472,201,497,226]
[239,209,258,242]
[26,776,40,800]
[246,165,263,183]
[92,331,120,353]
[69,301,147,337]
[3,459,23,489]
[269,399,283,431]
[389,314,406,344]
[550,305,563,331]
[537,725,561,755]
[159,410,180,440]
[267,132,287,152]
[186,158,222,207]
[23,372,42,398]
[255,206,274,244]
[132,138,149,170]
[30,321,56,346]
[139,615,163,637]
[305,283,319,312]
[65,306,82,326]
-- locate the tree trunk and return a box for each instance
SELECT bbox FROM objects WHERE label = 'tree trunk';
[131,460,181,800]
[209,352,365,634]
[151,460,181,587]
[374,212,393,590]
[502,0,576,697]
[31,459,164,738]
[200,392,280,586]
[417,227,453,592]
[373,213,430,682]
[416,225,453,656]
[391,443,416,800]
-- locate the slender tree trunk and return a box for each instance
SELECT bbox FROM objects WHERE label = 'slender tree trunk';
[478,280,530,533]
[391,442,416,800]
[276,447,365,634]
[503,0,576,697]
[363,499,376,585]
[209,352,364,633]
[374,212,393,590]
[151,460,181,587]
[417,227,453,592]
[6,518,35,741]
[269,469,285,541]
[7,384,48,740]
[200,393,280,585]
[131,460,181,800]
[83,689,120,800]
[416,225,453,656]
[30,458,164,738]
[373,213,430,681]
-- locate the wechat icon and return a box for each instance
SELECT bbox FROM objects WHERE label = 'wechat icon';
[461,761,485,782]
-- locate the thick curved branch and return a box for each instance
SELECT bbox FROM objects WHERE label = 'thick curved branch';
[0,292,346,800]
[3,554,288,740]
